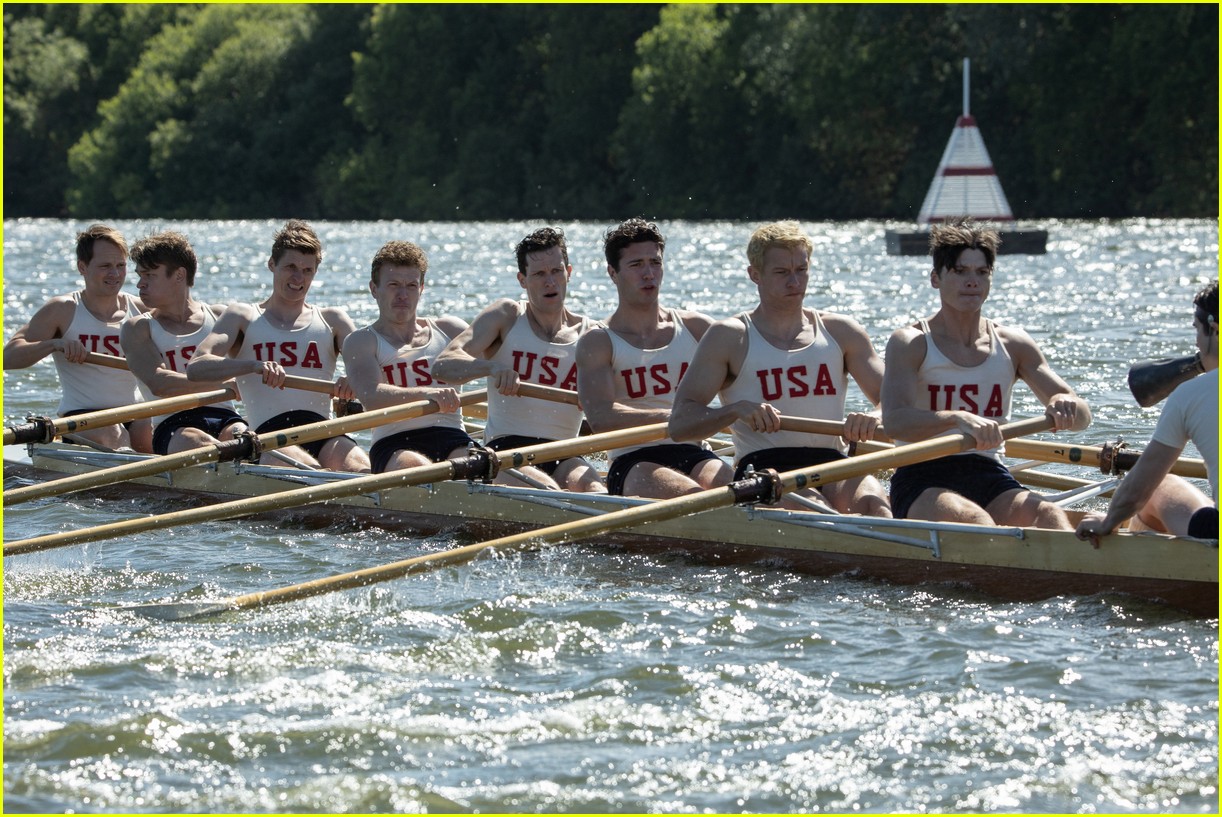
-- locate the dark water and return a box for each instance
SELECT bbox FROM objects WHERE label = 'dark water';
[3,218,1217,812]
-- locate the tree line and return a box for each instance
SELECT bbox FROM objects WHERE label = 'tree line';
[4,3,1217,221]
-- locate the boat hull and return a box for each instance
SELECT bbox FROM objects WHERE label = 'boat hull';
[5,444,1217,616]
[885,229,1048,256]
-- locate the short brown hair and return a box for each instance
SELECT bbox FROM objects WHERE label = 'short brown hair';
[370,241,429,285]
[130,231,198,285]
[929,218,1000,274]
[604,218,665,269]
[747,220,813,271]
[271,219,323,265]
[76,224,127,264]
[515,227,569,275]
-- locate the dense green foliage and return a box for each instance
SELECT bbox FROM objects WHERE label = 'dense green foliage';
[4,3,1217,219]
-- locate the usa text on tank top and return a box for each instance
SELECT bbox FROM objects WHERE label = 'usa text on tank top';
[484,302,591,442]
[54,291,142,414]
[606,308,697,458]
[719,310,848,460]
[235,305,337,427]
[369,319,463,443]
[908,318,1016,460]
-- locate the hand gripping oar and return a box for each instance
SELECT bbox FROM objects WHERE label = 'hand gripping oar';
[776,416,1208,479]
[1127,353,1204,407]
[3,352,338,446]
[128,416,1054,621]
[3,419,664,557]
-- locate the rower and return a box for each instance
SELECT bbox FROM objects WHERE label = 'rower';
[3,224,152,452]
[341,241,476,474]
[186,219,370,472]
[880,218,1091,528]
[1077,281,1218,543]
[432,226,606,491]
[668,220,891,515]
[120,231,249,454]
[576,218,734,498]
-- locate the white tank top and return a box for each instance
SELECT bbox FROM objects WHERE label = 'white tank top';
[483,303,592,442]
[369,320,464,444]
[899,319,1016,460]
[719,311,848,460]
[235,305,337,428]
[54,291,143,414]
[137,305,238,427]
[605,309,697,458]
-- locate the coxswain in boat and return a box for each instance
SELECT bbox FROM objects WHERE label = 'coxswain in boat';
[1076,281,1218,544]
[186,220,370,472]
[120,231,249,454]
[433,227,606,491]
[341,241,475,474]
[881,218,1091,528]
[668,220,891,515]
[3,224,152,452]
[576,218,734,498]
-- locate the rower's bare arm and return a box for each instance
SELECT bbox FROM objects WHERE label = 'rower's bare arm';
[1077,440,1181,540]
[433,301,515,387]
[120,317,221,397]
[186,305,258,381]
[3,298,77,368]
[678,309,717,342]
[576,328,670,432]
[1004,326,1091,432]
[669,320,752,441]
[321,307,359,354]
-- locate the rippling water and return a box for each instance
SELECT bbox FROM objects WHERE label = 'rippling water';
[3,218,1218,812]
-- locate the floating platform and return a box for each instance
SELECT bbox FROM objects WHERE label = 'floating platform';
[884,229,1048,256]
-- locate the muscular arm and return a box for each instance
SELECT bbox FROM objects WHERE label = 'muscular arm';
[432,300,516,389]
[185,305,260,382]
[1003,325,1091,432]
[341,328,460,412]
[3,298,78,368]
[825,313,885,441]
[1077,440,1182,539]
[668,319,752,441]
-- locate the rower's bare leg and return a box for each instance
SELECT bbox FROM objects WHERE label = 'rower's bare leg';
[260,443,322,469]
[64,423,135,452]
[822,475,893,517]
[553,456,607,493]
[690,457,734,490]
[319,436,371,473]
[494,464,560,490]
[164,422,248,455]
[986,488,1073,530]
[1128,475,1211,536]
[129,418,154,453]
[905,487,993,524]
[380,448,431,473]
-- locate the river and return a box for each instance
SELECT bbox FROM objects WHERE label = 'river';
[3,218,1217,812]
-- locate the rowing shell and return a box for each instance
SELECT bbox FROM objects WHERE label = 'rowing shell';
[5,443,1217,617]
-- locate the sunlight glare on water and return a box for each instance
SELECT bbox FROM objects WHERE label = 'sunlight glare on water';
[3,218,1218,813]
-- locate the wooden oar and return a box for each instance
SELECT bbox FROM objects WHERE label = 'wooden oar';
[3,352,338,446]
[776,416,1208,479]
[3,421,666,557]
[128,416,1054,621]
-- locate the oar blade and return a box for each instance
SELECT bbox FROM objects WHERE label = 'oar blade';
[125,599,235,622]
